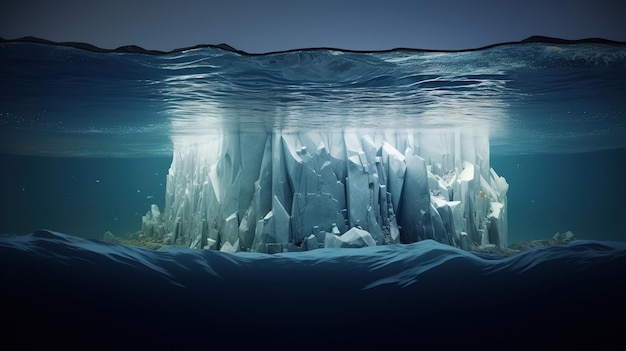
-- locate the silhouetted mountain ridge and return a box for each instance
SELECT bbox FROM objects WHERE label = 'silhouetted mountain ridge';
[1,35,624,56]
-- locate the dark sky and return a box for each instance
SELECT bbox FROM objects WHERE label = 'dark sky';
[1,0,625,53]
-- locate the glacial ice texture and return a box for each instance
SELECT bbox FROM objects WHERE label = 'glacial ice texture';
[147,130,508,252]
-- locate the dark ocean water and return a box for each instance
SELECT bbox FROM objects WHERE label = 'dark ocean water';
[1,230,625,348]
[0,37,625,348]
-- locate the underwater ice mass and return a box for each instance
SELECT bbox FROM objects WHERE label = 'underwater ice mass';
[145,45,509,252]
[141,128,508,253]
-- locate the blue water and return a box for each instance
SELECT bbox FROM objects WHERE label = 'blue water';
[0,38,625,242]
[1,38,625,347]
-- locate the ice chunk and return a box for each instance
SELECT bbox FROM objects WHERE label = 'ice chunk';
[140,204,165,239]
[346,153,369,230]
[381,141,406,213]
[221,212,239,251]
[301,234,319,251]
[220,239,239,253]
[398,149,430,243]
[324,227,377,248]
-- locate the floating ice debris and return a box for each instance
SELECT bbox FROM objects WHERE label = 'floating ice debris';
[140,204,165,240]
[139,129,508,252]
[324,227,377,248]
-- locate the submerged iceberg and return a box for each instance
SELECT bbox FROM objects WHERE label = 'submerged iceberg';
[142,129,508,252]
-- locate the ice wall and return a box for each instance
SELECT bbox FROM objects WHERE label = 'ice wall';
[145,130,508,252]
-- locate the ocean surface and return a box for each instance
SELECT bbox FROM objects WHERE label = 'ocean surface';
[0,37,625,347]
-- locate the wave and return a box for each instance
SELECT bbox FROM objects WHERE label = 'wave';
[1,230,625,348]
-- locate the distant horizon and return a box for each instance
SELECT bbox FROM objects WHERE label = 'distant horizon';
[2,0,625,54]
[2,34,625,56]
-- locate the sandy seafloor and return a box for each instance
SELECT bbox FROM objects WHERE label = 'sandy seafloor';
[1,230,625,349]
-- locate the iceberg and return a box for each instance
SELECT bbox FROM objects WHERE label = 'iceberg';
[146,129,508,252]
